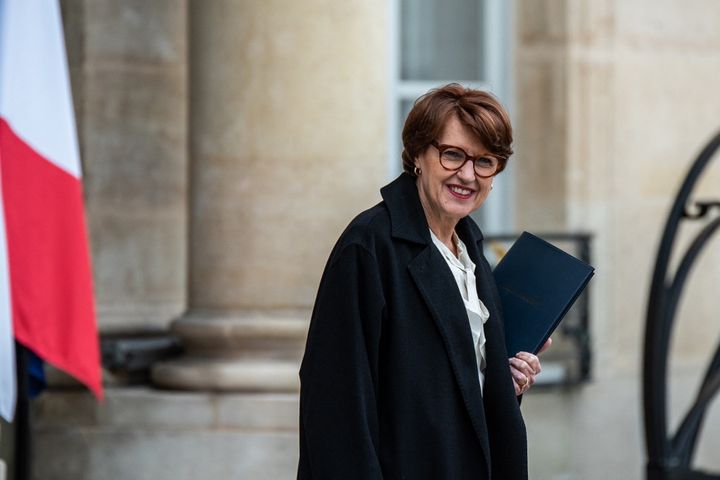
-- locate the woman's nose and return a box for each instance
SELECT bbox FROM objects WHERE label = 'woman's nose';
[457,159,476,181]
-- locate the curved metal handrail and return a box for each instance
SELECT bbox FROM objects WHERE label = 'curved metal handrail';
[664,217,720,466]
[672,370,720,464]
[643,131,720,480]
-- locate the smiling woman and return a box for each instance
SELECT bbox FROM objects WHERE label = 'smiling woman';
[298,84,548,480]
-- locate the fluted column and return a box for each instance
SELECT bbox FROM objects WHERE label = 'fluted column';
[152,0,387,391]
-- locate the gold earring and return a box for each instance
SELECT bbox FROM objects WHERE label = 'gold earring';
[413,166,422,176]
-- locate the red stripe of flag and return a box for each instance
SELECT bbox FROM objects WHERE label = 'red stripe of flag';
[0,118,102,399]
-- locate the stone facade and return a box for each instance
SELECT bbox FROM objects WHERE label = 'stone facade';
[516,0,720,477]
[29,1,720,479]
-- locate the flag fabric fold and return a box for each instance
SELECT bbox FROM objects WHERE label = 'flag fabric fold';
[0,0,103,422]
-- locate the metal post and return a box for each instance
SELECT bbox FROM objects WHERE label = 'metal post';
[13,343,29,480]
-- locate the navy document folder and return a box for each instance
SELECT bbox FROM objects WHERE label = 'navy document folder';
[493,232,595,356]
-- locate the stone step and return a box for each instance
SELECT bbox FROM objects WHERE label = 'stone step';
[32,388,299,480]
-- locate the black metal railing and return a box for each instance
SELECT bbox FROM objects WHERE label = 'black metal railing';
[643,131,720,480]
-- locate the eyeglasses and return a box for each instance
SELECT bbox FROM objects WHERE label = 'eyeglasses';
[431,141,500,178]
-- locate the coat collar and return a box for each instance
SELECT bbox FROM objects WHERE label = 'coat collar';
[380,173,484,247]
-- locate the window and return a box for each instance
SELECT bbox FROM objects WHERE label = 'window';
[388,0,514,232]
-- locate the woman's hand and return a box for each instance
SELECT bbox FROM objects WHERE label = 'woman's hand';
[509,338,552,396]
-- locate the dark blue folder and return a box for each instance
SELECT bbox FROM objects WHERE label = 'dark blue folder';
[493,232,595,356]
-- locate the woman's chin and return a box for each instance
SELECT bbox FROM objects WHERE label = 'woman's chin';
[440,205,476,221]
[443,198,481,218]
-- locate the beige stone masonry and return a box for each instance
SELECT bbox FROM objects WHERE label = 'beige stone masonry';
[31,389,299,479]
[152,311,307,391]
[63,0,190,334]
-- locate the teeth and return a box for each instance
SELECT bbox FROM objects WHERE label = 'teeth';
[450,186,472,195]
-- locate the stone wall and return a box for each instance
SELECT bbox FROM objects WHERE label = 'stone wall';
[516,0,720,477]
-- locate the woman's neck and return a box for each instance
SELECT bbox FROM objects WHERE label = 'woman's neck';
[426,216,458,257]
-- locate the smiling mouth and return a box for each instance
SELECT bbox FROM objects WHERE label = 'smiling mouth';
[447,184,474,199]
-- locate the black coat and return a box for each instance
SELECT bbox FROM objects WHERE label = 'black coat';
[298,173,527,479]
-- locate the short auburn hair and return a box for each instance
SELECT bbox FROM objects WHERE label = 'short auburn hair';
[401,83,513,176]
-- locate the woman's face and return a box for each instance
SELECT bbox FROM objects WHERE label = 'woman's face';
[414,115,494,228]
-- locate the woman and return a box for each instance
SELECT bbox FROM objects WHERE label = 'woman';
[298,84,548,479]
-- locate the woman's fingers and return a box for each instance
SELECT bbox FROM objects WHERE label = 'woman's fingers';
[509,360,529,384]
[509,351,545,396]
[509,359,531,396]
[538,337,553,354]
[510,372,526,396]
[515,352,541,375]
[512,379,524,396]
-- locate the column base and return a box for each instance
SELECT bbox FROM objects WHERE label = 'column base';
[151,309,308,392]
[153,357,301,391]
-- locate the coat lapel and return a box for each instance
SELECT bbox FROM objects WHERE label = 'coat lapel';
[408,245,492,475]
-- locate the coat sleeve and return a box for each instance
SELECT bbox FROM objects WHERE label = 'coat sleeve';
[298,242,385,479]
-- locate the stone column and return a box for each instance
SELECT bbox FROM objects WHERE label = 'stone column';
[64,0,189,335]
[152,0,387,391]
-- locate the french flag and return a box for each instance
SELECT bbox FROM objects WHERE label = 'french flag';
[0,0,103,422]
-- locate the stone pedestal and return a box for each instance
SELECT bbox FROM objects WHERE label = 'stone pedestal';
[153,311,306,391]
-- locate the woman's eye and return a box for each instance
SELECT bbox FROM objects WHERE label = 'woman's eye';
[442,149,465,161]
[476,157,496,168]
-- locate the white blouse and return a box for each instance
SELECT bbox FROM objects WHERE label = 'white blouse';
[430,229,490,395]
